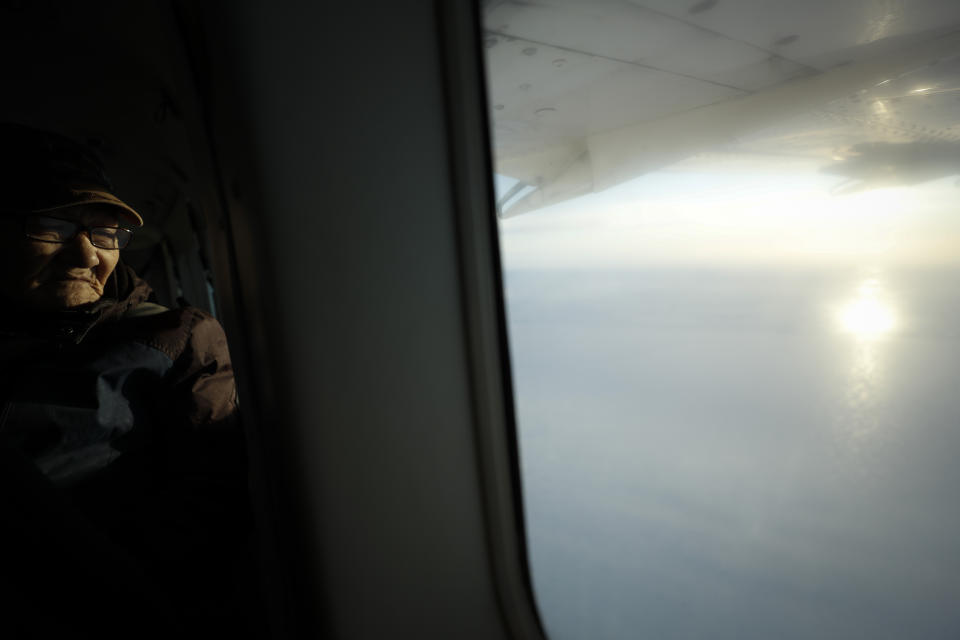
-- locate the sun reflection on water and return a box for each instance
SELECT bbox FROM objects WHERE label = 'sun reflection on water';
[838,279,896,341]
[833,277,899,462]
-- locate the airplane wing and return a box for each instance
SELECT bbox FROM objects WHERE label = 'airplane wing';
[483,0,960,216]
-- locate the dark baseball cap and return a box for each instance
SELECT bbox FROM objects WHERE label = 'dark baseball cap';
[0,123,143,227]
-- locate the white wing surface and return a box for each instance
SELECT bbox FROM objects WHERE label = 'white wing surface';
[484,0,960,216]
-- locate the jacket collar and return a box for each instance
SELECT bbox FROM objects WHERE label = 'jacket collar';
[0,262,154,344]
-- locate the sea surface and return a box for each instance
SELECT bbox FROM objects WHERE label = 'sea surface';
[504,266,960,640]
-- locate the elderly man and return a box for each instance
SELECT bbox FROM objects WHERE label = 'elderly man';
[0,124,253,637]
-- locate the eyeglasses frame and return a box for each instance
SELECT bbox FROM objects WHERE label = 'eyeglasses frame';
[12,211,134,250]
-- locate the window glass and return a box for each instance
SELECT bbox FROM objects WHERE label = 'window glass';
[483,2,960,639]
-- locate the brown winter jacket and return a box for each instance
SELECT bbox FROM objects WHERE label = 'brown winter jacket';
[0,263,254,638]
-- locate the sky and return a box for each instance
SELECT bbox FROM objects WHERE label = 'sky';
[495,165,960,639]
[496,163,960,270]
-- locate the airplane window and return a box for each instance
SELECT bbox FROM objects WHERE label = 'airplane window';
[482,2,960,639]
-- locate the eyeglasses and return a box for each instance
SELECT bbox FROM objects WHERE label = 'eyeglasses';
[22,213,133,250]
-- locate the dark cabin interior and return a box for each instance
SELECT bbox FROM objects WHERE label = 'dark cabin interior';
[0,2,543,639]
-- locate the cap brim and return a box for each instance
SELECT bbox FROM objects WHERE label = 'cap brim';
[32,188,144,227]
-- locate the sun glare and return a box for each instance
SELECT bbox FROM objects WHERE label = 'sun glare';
[839,280,896,339]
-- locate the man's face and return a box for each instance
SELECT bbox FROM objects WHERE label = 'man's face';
[0,206,122,311]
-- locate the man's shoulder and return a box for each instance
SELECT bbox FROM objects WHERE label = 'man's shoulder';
[108,304,227,364]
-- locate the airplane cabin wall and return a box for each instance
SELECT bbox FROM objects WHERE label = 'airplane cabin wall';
[194,1,541,638]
